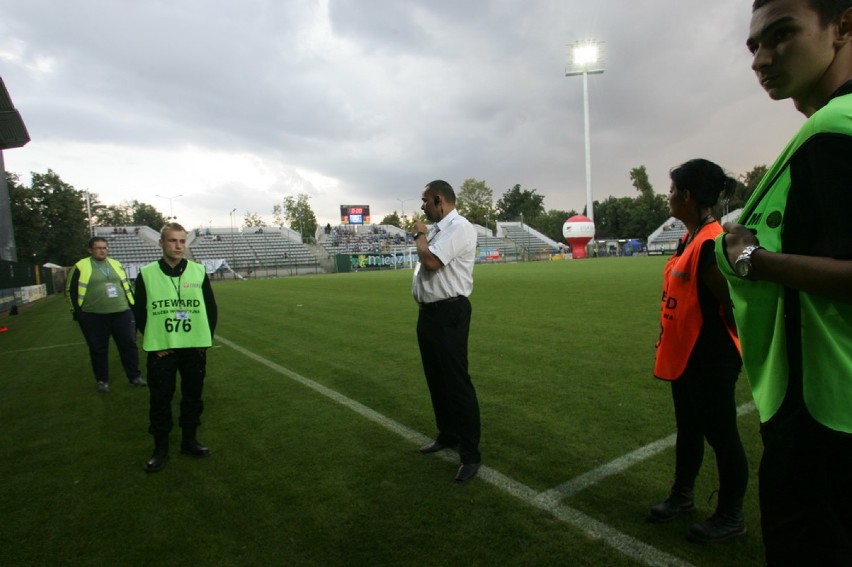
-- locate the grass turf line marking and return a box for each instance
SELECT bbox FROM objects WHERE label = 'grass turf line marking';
[218,335,694,567]
[536,401,757,508]
[0,342,86,354]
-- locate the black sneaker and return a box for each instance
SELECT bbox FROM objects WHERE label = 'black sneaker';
[96,381,110,393]
[129,377,147,387]
[687,511,746,543]
[647,492,695,523]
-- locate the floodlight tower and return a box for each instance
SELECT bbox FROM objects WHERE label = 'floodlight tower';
[156,193,183,220]
[565,40,605,225]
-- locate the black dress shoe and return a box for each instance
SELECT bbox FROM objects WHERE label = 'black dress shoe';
[145,450,169,473]
[181,441,211,457]
[455,462,480,482]
[419,439,457,454]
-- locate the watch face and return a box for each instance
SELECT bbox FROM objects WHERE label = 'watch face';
[735,259,750,278]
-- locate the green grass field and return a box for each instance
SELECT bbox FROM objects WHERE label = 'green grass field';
[0,258,765,566]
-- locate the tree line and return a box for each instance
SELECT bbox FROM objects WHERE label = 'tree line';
[7,162,767,266]
[7,170,168,266]
[380,164,767,244]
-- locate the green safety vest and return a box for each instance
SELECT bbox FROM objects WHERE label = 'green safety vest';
[140,261,212,351]
[714,92,852,433]
[67,257,134,309]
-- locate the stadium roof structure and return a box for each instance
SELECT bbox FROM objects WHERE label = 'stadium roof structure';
[0,77,30,150]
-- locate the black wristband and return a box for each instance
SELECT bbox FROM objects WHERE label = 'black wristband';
[411,231,425,240]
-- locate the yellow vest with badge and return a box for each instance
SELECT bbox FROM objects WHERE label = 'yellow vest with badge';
[66,257,134,310]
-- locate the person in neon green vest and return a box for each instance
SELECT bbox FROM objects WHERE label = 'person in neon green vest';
[66,236,145,392]
[715,0,852,563]
[134,223,218,473]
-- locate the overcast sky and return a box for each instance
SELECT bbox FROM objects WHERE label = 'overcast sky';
[1,0,804,231]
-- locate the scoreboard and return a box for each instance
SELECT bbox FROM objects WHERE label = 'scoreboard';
[340,205,370,225]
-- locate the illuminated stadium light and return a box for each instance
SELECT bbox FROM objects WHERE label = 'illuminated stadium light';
[565,40,605,231]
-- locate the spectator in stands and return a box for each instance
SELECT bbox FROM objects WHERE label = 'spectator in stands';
[651,159,748,544]
[134,223,218,473]
[716,1,852,562]
[66,237,146,392]
[411,180,481,482]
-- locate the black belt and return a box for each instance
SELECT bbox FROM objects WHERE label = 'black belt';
[419,296,464,310]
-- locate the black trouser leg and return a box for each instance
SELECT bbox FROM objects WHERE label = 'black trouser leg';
[110,309,141,381]
[417,298,480,464]
[672,361,748,507]
[77,312,111,382]
[147,351,178,437]
[177,348,206,431]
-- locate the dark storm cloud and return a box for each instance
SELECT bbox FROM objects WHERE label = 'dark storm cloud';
[0,0,803,227]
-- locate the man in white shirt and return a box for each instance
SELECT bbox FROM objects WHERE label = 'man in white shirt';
[411,180,481,482]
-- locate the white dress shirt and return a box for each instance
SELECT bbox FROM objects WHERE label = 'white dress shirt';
[412,209,477,304]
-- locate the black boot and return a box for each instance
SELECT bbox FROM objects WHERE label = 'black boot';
[181,428,211,458]
[687,503,745,543]
[145,436,169,473]
[648,486,695,523]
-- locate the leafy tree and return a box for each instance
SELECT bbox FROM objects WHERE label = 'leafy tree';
[629,165,655,198]
[403,211,425,232]
[129,201,168,230]
[243,212,267,228]
[625,168,669,236]
[273,193,317,241]
[456,178,495,230]
[530,208,578,243]
[727,164,768,214]
[29,170,90,265]
[7,172,44,263]
[495,184,545,222]
[592,166,669,239]
[593,196,635,239]
[91,199,166,231]
[380,211,402,228]
[94,203,132,227]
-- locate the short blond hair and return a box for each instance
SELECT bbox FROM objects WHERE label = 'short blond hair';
[160,222,187,238]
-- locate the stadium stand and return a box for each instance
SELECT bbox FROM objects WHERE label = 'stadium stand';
[645,218,687,254]
[190,228,318,272]
[498,222,560,259]
[318,224,412,256]
[316,223,521,263]
[646,208,742,255]
[96,228,162,265]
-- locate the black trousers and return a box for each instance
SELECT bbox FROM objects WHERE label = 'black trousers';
[760,409,852,566]
[417,296,481,464]
[146,349,207,438]
[76,309,140,383]
[670,357,748,510]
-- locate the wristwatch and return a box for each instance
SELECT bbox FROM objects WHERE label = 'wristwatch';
[734,245,763,279]
[411,231,425,241]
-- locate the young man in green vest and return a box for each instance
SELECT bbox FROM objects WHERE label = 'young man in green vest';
[66,236,145,392]
[134,223,218,473]
[716,0,852,562]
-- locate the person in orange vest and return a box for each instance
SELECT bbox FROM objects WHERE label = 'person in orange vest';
[649,159,749,543]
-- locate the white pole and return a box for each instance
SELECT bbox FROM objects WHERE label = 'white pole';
[582,71,593,224]
[85,190,94,236]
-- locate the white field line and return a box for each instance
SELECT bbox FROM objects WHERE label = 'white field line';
[535,401,756,508]
[218,335,695,567]
[0,342,85,354]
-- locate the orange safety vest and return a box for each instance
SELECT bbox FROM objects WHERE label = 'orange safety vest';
[654,222,740,380]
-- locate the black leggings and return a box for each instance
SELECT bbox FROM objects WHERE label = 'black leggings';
[670,359,748,509]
